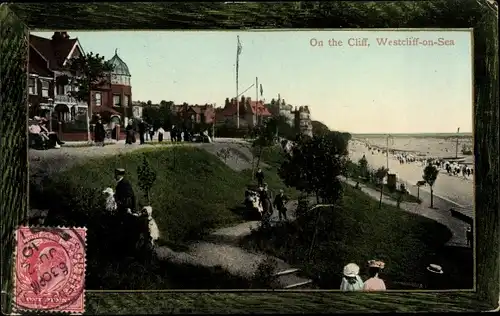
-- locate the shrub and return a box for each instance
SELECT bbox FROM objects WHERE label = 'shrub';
[251,256,282,289]
[240,184,454,289]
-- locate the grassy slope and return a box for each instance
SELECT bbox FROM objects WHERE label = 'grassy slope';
[241,184,454,289]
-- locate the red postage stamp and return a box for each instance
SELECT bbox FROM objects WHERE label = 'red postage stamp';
[13,226,87,314]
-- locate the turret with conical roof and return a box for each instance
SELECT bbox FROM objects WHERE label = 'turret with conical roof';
[109,49,131,86]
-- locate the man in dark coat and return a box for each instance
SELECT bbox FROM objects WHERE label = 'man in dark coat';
[93,114,106,146]
[138,119,146,145]
[256,168,265,187]
[113,168,138,251]
[273,189,288,221]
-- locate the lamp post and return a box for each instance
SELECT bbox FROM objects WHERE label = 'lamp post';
[308,204,335,261]
[47,98,54,132]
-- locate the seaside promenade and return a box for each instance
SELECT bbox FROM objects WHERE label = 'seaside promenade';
[349,141,474,210]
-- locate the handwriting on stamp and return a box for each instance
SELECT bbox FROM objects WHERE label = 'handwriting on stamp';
[14,226,87,313]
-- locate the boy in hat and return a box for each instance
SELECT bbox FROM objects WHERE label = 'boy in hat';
[255,168,265,187]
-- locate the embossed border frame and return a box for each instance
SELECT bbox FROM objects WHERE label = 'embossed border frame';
[1,2,498,314]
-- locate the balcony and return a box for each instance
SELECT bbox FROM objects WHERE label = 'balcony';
[54,94,87,107]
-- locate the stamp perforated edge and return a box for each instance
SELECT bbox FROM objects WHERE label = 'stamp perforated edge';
[12,226,87,315]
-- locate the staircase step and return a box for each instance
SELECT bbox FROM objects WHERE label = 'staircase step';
[284,279,313,289]
[274,268,300,277]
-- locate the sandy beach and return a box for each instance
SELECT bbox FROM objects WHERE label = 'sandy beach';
[348,136,474,209]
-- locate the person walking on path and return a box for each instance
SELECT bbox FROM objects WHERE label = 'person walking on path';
[125,120,135,144]
[340,263,364,291]
[466,226,473,247]
[149,125,155,142]
[256,168,265,187]
[363,260,387,291]
[93,114,106,147]
[274,189,289,221]
[138,119,146,145]
[157,127,164,143]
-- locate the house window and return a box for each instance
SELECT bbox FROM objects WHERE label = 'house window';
[56,85,65,95]
[95,92,102,106]
[124,95,129,107]
[113,94,121,107]
[28,78,36,95]
[41,81,50,97]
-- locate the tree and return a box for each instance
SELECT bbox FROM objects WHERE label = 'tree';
[358,155,369,179]
[64,52,114,140]
[137,154,157,206]
[311,120,330,136]
[423,164,439,208]
[375,166,389,209]
[279,131,349,204]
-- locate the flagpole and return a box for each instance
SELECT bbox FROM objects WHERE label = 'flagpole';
[255,77,258,126]
[455,127,460,158]
[236,36,240,129]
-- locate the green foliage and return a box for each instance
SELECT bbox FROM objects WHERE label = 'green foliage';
[279,131,349,203]
[241,184,460,290]
[142,101,177,130]
[251,257,281,289]
[64,52,114,103]
[137,154,157,204]
[423,164,439,187]
[311,120,330,136]
[358,155,369,178]
[375,166,389,185]
[216,148,232,164]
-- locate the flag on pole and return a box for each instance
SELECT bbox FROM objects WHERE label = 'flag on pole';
[260,84,263,97]
[237,35,242,56]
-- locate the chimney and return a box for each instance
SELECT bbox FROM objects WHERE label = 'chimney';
[52,31,70,41]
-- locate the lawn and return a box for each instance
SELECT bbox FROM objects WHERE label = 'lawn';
[30,145,296,289]
[240,183,457,290]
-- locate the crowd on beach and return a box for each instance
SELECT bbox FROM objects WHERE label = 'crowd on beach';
[362,142,474,180]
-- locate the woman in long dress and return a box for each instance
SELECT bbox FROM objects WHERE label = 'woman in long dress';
[93,114,106,146]
[125,120,135,144]
[363,260,387,291]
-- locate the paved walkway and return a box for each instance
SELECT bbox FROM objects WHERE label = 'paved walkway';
[349,141,474,208]
[341,177,469,247]
[155,199,312,287]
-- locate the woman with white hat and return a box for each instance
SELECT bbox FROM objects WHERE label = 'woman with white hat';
[363,260,387,291]
[340,263,364,291]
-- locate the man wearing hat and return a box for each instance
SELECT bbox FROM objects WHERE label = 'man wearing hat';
[273,189,289,221]
[114,168,138,251]
[114,168,136,216]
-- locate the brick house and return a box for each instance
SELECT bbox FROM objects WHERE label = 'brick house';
[29,32,88,127]
[176,104,215,130]
[29,32,133,141]
[91,49,133,127]
[217,97,272,128]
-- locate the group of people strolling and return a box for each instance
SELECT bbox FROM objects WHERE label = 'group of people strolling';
[340,260,387,291]
[252,168,289,222]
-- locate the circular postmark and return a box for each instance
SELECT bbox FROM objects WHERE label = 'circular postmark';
[14,226,86,313]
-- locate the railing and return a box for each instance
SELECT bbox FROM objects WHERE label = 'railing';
[54,94,87,106]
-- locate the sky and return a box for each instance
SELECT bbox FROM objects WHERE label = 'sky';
[32,30,473,134]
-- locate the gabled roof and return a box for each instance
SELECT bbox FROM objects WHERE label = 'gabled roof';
[221,99,271,117]
[29,33,79,71]
[28,60,53,78]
